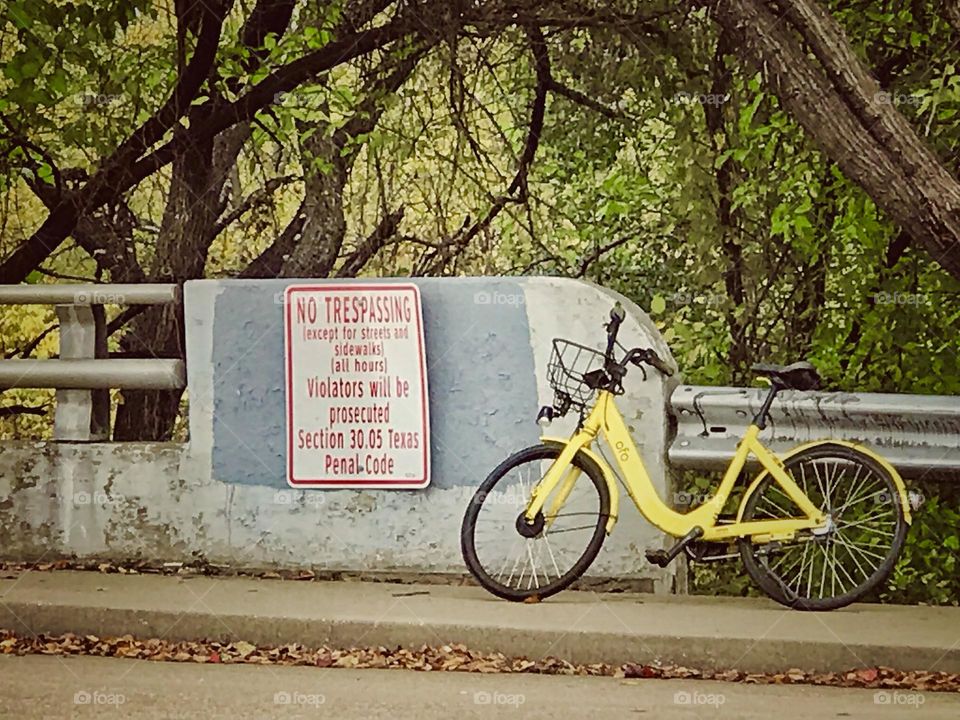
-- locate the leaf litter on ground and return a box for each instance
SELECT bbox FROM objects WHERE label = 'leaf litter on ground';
[0,629,957,693]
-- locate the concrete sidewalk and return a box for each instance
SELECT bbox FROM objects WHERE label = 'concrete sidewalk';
[1,571,957,674]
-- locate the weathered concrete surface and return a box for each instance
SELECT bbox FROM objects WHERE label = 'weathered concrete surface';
[2,571,958,674]
[3,654,956,720]
[0,278,677,587]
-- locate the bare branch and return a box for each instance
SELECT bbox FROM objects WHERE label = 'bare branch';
[336,206,405,277]
[545,78,629,121]
[208,174,298,241]
[0,404,48,418]
[4,324,58,359]
[574,233,640,278]
[417,24,550,274]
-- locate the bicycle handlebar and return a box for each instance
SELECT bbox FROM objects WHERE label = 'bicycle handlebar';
[604,303,674,378]
[630,348,674,377]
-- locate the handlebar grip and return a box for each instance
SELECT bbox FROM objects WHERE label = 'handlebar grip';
[609,302,626,323]
[633,348,674,377]
[649,353,674,377]
[605,302,625,358]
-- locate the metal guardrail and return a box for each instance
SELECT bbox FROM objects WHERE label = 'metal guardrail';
[0,359,184,390]
[668,385,960,479]
[3,281,959,473]
[0,284,178,306]
[0,284,184,441]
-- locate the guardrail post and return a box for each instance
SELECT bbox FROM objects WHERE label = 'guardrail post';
[54,304,109,441]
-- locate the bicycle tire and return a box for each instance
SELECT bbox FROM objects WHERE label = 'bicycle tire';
[460,444,610,602]
[739,443,908,611]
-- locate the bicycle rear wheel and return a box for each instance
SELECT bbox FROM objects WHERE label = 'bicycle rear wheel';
[739,443,907,610]
[460,444,610,601]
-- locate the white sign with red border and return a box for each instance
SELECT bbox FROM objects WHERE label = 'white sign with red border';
[284,283,430,488]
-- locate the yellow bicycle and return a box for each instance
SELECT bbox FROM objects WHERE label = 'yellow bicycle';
[461,304,912,610]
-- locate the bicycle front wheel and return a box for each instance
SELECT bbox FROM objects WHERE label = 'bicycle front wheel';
[739,443,908,611]
[460,444,610,601]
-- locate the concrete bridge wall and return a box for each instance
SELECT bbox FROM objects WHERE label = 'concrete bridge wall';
[0,278,678,591]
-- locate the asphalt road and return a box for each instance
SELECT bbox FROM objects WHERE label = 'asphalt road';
[0,654,956,719]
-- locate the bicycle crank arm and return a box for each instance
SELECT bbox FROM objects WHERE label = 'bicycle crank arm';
[644,526,704,568]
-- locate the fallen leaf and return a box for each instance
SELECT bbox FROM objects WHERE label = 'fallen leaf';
[232,641,256,658]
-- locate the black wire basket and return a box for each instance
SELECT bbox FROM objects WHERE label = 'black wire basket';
[546,339,608,411]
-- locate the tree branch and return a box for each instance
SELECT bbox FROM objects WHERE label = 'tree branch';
[4,324,58,359]
[336,206,405,277]
[208,174,298,241]
[0,404,48,418]
[111,0,230,164]
[417,24,550,275]
[574,233,639,278]
[545,78,628,121]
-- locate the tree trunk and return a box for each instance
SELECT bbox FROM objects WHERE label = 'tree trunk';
[112,122,245,440]
[703,0,960,279]
[280,132,351,277]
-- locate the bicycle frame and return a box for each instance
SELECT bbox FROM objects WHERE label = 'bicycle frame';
[525,390,829,543]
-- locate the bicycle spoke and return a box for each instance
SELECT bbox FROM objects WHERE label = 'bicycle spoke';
[465,446,609,598]
[831,547,859,593]
[823,463,839,511]
[811,462,829,509]
[770,547,805,578]
[541,533,563,580]
[833,533,877,579]
[544,524,602,535]
[495,536,523,582]
[833,484,886,516]
[506,543,524,587]
[525,543,540,589]
[839,539,888,563]
[837,462,866,510]
[837,515,895,535]
[818,543,830,599]
[758,492,793,518]
[787,541,813,595]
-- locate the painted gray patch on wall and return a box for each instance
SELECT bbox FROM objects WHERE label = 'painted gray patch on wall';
[210,278,540,488]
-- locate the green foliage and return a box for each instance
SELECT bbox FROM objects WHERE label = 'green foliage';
[0,1,958,604]
[884,485,960,605]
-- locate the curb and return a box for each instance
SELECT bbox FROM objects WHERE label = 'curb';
[1,572,957,674]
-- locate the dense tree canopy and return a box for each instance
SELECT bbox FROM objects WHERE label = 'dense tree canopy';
[1,0,958,603]
[0,0,955,420]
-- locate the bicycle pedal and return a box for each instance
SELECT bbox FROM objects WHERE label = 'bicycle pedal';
[645,527,704,568]
[644,549,672,567]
